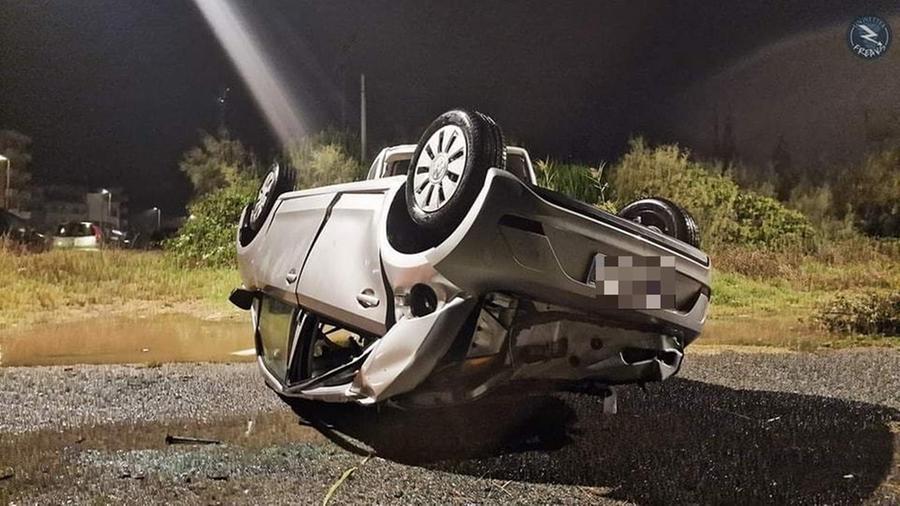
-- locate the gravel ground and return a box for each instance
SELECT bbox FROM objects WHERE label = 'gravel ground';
[1,347,898,505]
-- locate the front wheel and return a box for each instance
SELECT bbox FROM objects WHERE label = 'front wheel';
[240,161,295,245]
[405,109,506,236]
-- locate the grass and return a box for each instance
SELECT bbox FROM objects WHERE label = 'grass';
[0,249,240,329]
[2,237,897,350]
[703,239,900,349]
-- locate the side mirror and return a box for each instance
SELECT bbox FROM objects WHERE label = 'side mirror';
[228,288,256,311]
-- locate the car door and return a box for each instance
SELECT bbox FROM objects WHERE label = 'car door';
[295,191,390,336]
[244,192,336,304]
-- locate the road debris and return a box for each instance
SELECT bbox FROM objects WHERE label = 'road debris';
[164,434,221,445]
[322,454,371,506]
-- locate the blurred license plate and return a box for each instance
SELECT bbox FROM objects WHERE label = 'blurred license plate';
[588,254,677,309]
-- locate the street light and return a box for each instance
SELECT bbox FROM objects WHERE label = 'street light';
[1,155,9,209]
[100,188,112,227]
[151,207,161,231]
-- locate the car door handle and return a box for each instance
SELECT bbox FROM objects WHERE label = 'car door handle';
[356,289,380,308]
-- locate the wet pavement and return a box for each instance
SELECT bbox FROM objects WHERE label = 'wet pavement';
[0,348,898,504]
[0,314,253,366]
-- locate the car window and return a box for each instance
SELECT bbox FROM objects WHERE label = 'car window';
[386,158,412,177]
[56,222,94,237]
[507,154,531,183]
[257,296,295,381]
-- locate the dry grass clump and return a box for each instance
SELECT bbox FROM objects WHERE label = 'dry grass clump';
[814,291,900,337]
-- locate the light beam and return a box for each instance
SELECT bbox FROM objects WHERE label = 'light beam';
[193,0,307,145]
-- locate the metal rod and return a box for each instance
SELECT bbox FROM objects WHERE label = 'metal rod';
[2,156,10,209]
[360,73,366,162]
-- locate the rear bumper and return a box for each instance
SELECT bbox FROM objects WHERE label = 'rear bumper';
[422,169,711,341]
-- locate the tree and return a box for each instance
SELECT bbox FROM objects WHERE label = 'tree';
[843,143,900,237]
[179,132,258,197]
[771,135,796,200]
[0,130,32,209]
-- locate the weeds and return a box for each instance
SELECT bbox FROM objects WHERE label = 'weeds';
[0,249,238,328]
[814,291,900,337]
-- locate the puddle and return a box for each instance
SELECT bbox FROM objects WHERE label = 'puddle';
[0,314,255,366]
[0,410,324,501]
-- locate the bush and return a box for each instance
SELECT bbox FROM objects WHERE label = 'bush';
[165,182,256,267]
[814,291,900,337]
[845,146,900,237]
[730,193,815,248]
[286,131,364,189]
[534,159,609,205]
[611,138,814,250]
[787,184,858,242]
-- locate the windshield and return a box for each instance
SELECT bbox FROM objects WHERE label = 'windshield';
[506,154,530,183]
[56,222,95,237]
[381,152,531,183]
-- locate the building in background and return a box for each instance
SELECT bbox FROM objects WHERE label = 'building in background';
[86,188,128,228]
[29,185,128,231]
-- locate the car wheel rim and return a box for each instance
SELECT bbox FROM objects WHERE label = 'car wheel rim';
[412,125,467,212]
[251,170,277,223]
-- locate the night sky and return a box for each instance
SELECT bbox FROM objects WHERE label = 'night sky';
[1,0,898,214]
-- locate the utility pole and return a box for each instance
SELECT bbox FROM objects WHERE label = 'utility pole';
[1,155,9,209]
[218,87,231,135]
[360,73,367,162]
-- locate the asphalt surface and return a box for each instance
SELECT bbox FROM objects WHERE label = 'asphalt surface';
[1,348,898,505]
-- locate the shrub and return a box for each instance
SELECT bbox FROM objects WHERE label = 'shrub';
[848,146,900,237]
[788,184,858,242]
[610,138,814,250]
[286,131,364,189]
[814,291,900,337]
[165,181,256,267]
[730,193,815,248]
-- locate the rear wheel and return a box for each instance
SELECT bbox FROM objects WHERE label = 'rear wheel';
[618,198,701,248]
[405,109,505,237]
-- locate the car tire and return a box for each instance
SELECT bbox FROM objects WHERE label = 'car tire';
[405,109,505,235]
[248,161,295,233]
[618,197,701,248]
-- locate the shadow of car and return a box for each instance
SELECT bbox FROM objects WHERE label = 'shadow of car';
[287,378,899,504]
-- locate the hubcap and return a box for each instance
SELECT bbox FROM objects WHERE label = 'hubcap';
[412,125,467,212]
[251,170,277,223]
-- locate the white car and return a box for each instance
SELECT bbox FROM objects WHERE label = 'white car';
[52,221,128,250]
[232,110,710,409]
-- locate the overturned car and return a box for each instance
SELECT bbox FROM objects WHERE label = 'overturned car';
[232,110,710,408]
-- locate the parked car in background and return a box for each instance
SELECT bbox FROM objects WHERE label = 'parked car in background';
[52,221,130,250]
[0,208,49,251]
